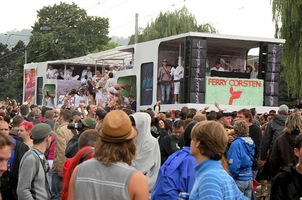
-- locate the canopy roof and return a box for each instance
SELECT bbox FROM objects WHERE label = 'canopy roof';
[31,32,285,67]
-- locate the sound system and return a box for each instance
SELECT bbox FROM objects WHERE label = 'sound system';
[184,37,207,103]
[259,43,282,106]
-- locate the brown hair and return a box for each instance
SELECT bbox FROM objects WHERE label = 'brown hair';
[78,129,99,149]
[237,109,253,122]
[94,139,136,166]
[0,134,14,149]
[191,121,228,160]
[233,120,249,136]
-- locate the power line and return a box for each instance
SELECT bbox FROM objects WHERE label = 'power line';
[109,0,189,33]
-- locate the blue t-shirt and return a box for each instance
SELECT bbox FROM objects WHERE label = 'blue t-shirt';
[190,159,248,200]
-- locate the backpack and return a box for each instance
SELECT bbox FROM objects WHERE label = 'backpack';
[65,135,80,158]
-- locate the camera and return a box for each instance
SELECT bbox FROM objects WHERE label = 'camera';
[67,121,83,130]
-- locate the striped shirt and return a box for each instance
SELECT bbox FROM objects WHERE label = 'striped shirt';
[190,159,248,200]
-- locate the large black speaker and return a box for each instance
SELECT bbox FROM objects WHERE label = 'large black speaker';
[265,72,280,82]
[264,81,279,96]
[259,43,282,106]
[260,44,282,73]
[184,37,207,103]
[264,95,278,106]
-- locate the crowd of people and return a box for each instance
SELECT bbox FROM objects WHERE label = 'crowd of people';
[0,95,302,199]
[157,58,259,105]
[210,59,259,79]
[45,64,135,112]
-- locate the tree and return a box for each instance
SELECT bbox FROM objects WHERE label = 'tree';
[26,2,110,62]
[272,0,302,98]
[129,6,217,44]
[0,41,25,99]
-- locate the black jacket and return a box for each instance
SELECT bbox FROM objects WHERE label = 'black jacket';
[260,114,287,160]
[270,166,302,200]
[0,137,29,200]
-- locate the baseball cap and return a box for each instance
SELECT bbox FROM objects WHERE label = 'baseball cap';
[72,110,82,117]
[30,104,38,110]
[216,111,234,120]
[81,118,97,129]
[31,123,54,140]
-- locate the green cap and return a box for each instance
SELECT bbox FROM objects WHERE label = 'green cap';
[81,118,96,129]
[31,123,54,140]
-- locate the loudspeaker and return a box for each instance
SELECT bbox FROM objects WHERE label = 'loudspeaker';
[264,81,279,96]
[259,43,282,106]
[184,37,207,103]
[264,63,281,73]
[190,78,206,93]
[264,95,278,107]
[264,72,280,82]
[189,92,205,104]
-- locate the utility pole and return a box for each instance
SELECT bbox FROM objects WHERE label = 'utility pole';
[135,13,138,44]
[24,48,27,64]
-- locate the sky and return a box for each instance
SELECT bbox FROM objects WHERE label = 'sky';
[0,0,276,38]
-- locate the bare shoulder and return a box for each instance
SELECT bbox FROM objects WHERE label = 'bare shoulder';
[128,171,149,200]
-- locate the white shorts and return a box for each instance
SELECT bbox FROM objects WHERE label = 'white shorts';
[174,82,180,95]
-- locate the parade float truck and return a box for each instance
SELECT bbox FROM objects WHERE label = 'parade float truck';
[23,32,285,113]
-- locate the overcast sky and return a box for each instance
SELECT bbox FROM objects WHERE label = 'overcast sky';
[1,0,275,38]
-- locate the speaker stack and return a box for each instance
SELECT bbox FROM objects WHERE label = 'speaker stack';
[259,43,282,106]
[184,37,207,103]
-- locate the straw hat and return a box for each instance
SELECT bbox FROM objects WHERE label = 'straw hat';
[99,110,137,142]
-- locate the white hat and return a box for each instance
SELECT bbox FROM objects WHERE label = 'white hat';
[278,104,289,114]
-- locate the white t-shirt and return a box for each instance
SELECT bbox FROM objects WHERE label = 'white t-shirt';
[210,66,225,71]
[250,71,258,79]
[172,65,184,80]
[46,69,58,79]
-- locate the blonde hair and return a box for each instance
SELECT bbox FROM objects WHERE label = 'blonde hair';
[284,113,302,134]
[191,121,228,160]
[233,120,249,136]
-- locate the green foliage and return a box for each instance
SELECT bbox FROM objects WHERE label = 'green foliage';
[0,41,25,100]
[102,42,120,51]
[272,0,302,98]
[26,2,110,62]
[129,6,217,44]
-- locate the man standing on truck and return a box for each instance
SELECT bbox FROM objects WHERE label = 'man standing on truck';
[210,60,225,71]
[81,67,93,84]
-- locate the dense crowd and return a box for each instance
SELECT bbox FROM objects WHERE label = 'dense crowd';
[0,97,301,200]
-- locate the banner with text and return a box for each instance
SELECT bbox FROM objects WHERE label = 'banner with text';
[205,77,263,106]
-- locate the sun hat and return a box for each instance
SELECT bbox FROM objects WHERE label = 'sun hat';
[99,110,137,142]
[31,123,54,140]
[81,118,97,129]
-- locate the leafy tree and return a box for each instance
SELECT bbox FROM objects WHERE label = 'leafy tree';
[129,6,217,44]
[272,0,302,98]
[0,41,25,99]
[26,2,110,62]
[102,42,120,51]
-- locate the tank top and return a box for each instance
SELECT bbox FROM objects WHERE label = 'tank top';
[75,158,137,200]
